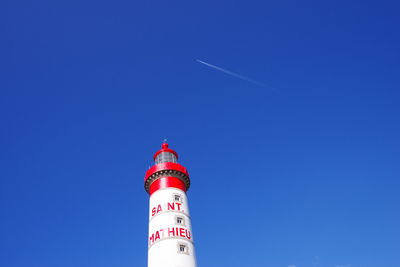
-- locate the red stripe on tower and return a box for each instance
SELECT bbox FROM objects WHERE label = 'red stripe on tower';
[149,176,187,195]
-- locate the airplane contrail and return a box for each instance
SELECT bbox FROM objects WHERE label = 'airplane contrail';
[196,59,276,90]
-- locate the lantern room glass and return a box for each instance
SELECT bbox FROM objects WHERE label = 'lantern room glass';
[155,152,177,164]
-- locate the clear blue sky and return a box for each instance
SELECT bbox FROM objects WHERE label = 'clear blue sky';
[1,1,399,267]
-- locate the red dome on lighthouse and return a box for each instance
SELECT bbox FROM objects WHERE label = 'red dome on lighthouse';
[153,142,179,161]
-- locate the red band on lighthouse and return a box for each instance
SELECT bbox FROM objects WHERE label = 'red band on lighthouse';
[144,162,189,182]
[144,162,190,194]
[149,176,187,195]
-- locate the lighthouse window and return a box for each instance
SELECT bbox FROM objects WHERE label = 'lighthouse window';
[177,242,189,254]
[173,194,182,202]
[175,216,185,225]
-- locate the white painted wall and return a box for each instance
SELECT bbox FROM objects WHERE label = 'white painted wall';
[148,187,197,267]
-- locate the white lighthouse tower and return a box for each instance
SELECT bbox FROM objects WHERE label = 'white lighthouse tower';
[144,143,197,267]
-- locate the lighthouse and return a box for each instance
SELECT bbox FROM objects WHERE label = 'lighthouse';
[144,143,197,267]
